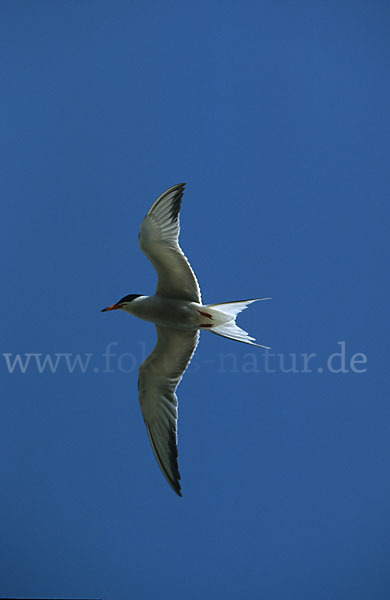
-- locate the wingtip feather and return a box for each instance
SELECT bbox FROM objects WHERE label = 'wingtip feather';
[146,422,182,497]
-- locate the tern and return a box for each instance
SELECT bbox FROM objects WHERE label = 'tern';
[102,183,270,496]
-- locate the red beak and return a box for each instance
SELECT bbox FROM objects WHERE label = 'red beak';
[101,304,121,312]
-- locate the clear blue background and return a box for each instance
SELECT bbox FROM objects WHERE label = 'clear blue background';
[1,2,389,599]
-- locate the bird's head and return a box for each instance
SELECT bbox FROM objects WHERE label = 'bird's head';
[101,294,142,313]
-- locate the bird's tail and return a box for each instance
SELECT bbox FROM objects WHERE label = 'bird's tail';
[199,299,271,348]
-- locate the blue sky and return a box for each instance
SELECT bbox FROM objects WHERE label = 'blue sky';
[1,1,389,599]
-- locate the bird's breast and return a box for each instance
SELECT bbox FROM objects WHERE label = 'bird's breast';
[128,296,200,330]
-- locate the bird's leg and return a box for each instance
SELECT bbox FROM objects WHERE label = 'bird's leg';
[197,310,213,319]
[197,309,213,329]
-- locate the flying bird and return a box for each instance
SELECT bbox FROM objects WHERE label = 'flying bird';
[102,183,270,496]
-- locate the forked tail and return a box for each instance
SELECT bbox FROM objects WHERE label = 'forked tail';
[200,299,271,349]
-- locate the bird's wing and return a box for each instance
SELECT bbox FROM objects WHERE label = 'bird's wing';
[138,325,199,496]
[138,183,202,303]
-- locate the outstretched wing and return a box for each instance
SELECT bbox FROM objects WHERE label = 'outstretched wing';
[138,183,202,303]
[138,325,199,496]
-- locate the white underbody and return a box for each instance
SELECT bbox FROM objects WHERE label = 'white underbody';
[121,294,267,347]
[121,295,216,330]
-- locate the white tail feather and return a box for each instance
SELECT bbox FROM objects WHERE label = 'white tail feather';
[203,299,270,349]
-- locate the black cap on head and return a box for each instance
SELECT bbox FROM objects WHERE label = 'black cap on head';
[117,294,142,304]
